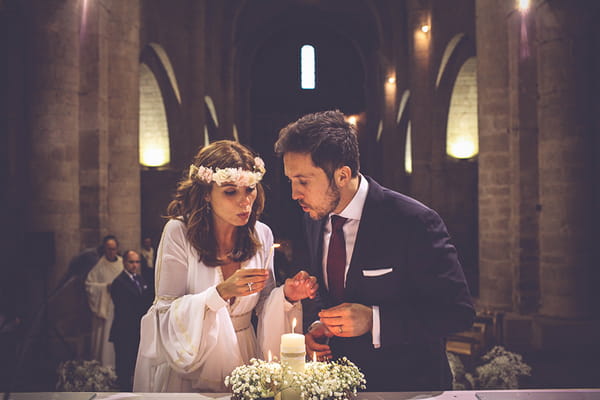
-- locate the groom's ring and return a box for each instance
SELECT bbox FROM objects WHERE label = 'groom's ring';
[338,326,343,334]
[247,282,254,291]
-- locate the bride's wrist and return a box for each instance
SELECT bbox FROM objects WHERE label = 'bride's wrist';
[216,283,231,300]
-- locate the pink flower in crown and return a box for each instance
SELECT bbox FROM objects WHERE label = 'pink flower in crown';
[196,165,214,183]
[237,174,251,187]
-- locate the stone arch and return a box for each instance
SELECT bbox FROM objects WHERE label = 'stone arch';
[232,1,382,246]
[139,43,183,169]
[139,63,170,167]
[434,34,479,295]
[447,57,478,159]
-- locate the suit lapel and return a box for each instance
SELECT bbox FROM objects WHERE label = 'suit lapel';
[122,272,141,296]
[304,214,325,279]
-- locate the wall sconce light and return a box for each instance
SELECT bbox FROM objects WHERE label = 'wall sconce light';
[420,24,430,33]
[140,145,170,167]
[345,115,358,126]
[387,76,396,84]
[447,137,478,159]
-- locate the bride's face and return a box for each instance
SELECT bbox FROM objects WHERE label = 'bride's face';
[207,182,257,227]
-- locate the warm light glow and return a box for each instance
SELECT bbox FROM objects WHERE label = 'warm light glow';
[421,24,430,33]
[448,137,478,159]
[292,318,297,333]
[446,57,478,160]
[139,63,170,167]
[141,147,170,167]
[346,115,358,126]
[387,76,396,84]
[301,44,316,89]
[518,0,530,12]
[405,122,412,175]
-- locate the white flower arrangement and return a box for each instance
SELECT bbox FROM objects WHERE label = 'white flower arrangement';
[225,357,366,400]
[55,359,118,392]
[448,346,532,390]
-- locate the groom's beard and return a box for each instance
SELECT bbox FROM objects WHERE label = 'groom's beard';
[303,182,341,220]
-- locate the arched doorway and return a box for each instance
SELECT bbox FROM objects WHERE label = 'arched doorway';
[248,23,366,255]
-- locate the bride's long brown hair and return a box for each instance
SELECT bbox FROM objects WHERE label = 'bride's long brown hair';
[165,140,265,266]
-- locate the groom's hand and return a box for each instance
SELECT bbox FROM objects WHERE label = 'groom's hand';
[318,303,373,338]
[283,270,318,301]
[305,321,333,361]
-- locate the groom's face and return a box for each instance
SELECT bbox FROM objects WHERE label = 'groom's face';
[283,152,340,220]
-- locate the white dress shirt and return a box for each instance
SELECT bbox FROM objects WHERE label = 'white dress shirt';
[321,175,381,348]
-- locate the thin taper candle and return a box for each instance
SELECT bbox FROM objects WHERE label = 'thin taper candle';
[264,243,280,269]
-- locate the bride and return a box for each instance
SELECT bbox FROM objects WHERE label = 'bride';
[133,140,317,392]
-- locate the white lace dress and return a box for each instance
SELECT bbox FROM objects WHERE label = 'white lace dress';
[133,219,301,392]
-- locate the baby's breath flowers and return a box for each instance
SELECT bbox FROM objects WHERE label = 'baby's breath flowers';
[225,357,366,400]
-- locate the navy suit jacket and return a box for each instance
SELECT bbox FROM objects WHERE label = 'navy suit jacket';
[302,176,475,391]
[109,271,153,346]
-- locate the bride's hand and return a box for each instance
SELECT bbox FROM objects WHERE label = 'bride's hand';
[284,270,318,302]
[216,268,269,300]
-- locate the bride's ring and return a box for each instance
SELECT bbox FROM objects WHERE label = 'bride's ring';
[247,282,254,291]
[338,326,343,334]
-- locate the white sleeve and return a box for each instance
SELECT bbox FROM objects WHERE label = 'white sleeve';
[134,220,243,392]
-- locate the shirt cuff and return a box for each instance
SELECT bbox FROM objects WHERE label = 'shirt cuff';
[372,305,381,349]
[205,285,228,311]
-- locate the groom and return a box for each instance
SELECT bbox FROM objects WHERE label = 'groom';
[274,110,475,391]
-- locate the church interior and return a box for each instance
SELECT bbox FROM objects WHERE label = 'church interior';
[1,0,599,393]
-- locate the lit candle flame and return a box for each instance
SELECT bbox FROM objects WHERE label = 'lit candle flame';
[292,318,297,333]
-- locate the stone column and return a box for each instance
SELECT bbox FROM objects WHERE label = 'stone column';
[507,3,540,315]
[79,0,110,248]
[536,1,595,319]
[476,0,513,310]
[406,0,434,205]
[27,0,81,287]
[106,0,141,251]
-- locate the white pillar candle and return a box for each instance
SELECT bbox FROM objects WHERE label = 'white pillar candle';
[280,333,305,355]
[279,319,305,400]
[280,318,305,373]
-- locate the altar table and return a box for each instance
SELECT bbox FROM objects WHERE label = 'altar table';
[6,389,600,400]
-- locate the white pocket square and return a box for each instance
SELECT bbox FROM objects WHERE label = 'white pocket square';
[362,268,393,277]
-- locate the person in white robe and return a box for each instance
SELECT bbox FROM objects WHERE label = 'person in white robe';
[133,140,318,393]
[141,237,154,269]
[85,235,122,368]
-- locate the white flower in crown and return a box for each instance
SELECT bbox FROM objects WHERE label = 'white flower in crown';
[189,157,265,186]
[254,157,266,174]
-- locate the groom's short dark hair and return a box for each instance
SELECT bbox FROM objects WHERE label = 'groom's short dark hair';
[274,110,360,181]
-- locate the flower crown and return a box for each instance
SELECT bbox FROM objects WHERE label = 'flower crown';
[189,157,266,187]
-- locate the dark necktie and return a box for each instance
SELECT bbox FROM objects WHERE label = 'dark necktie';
[327,215,347,303]
[132,274,143,294]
